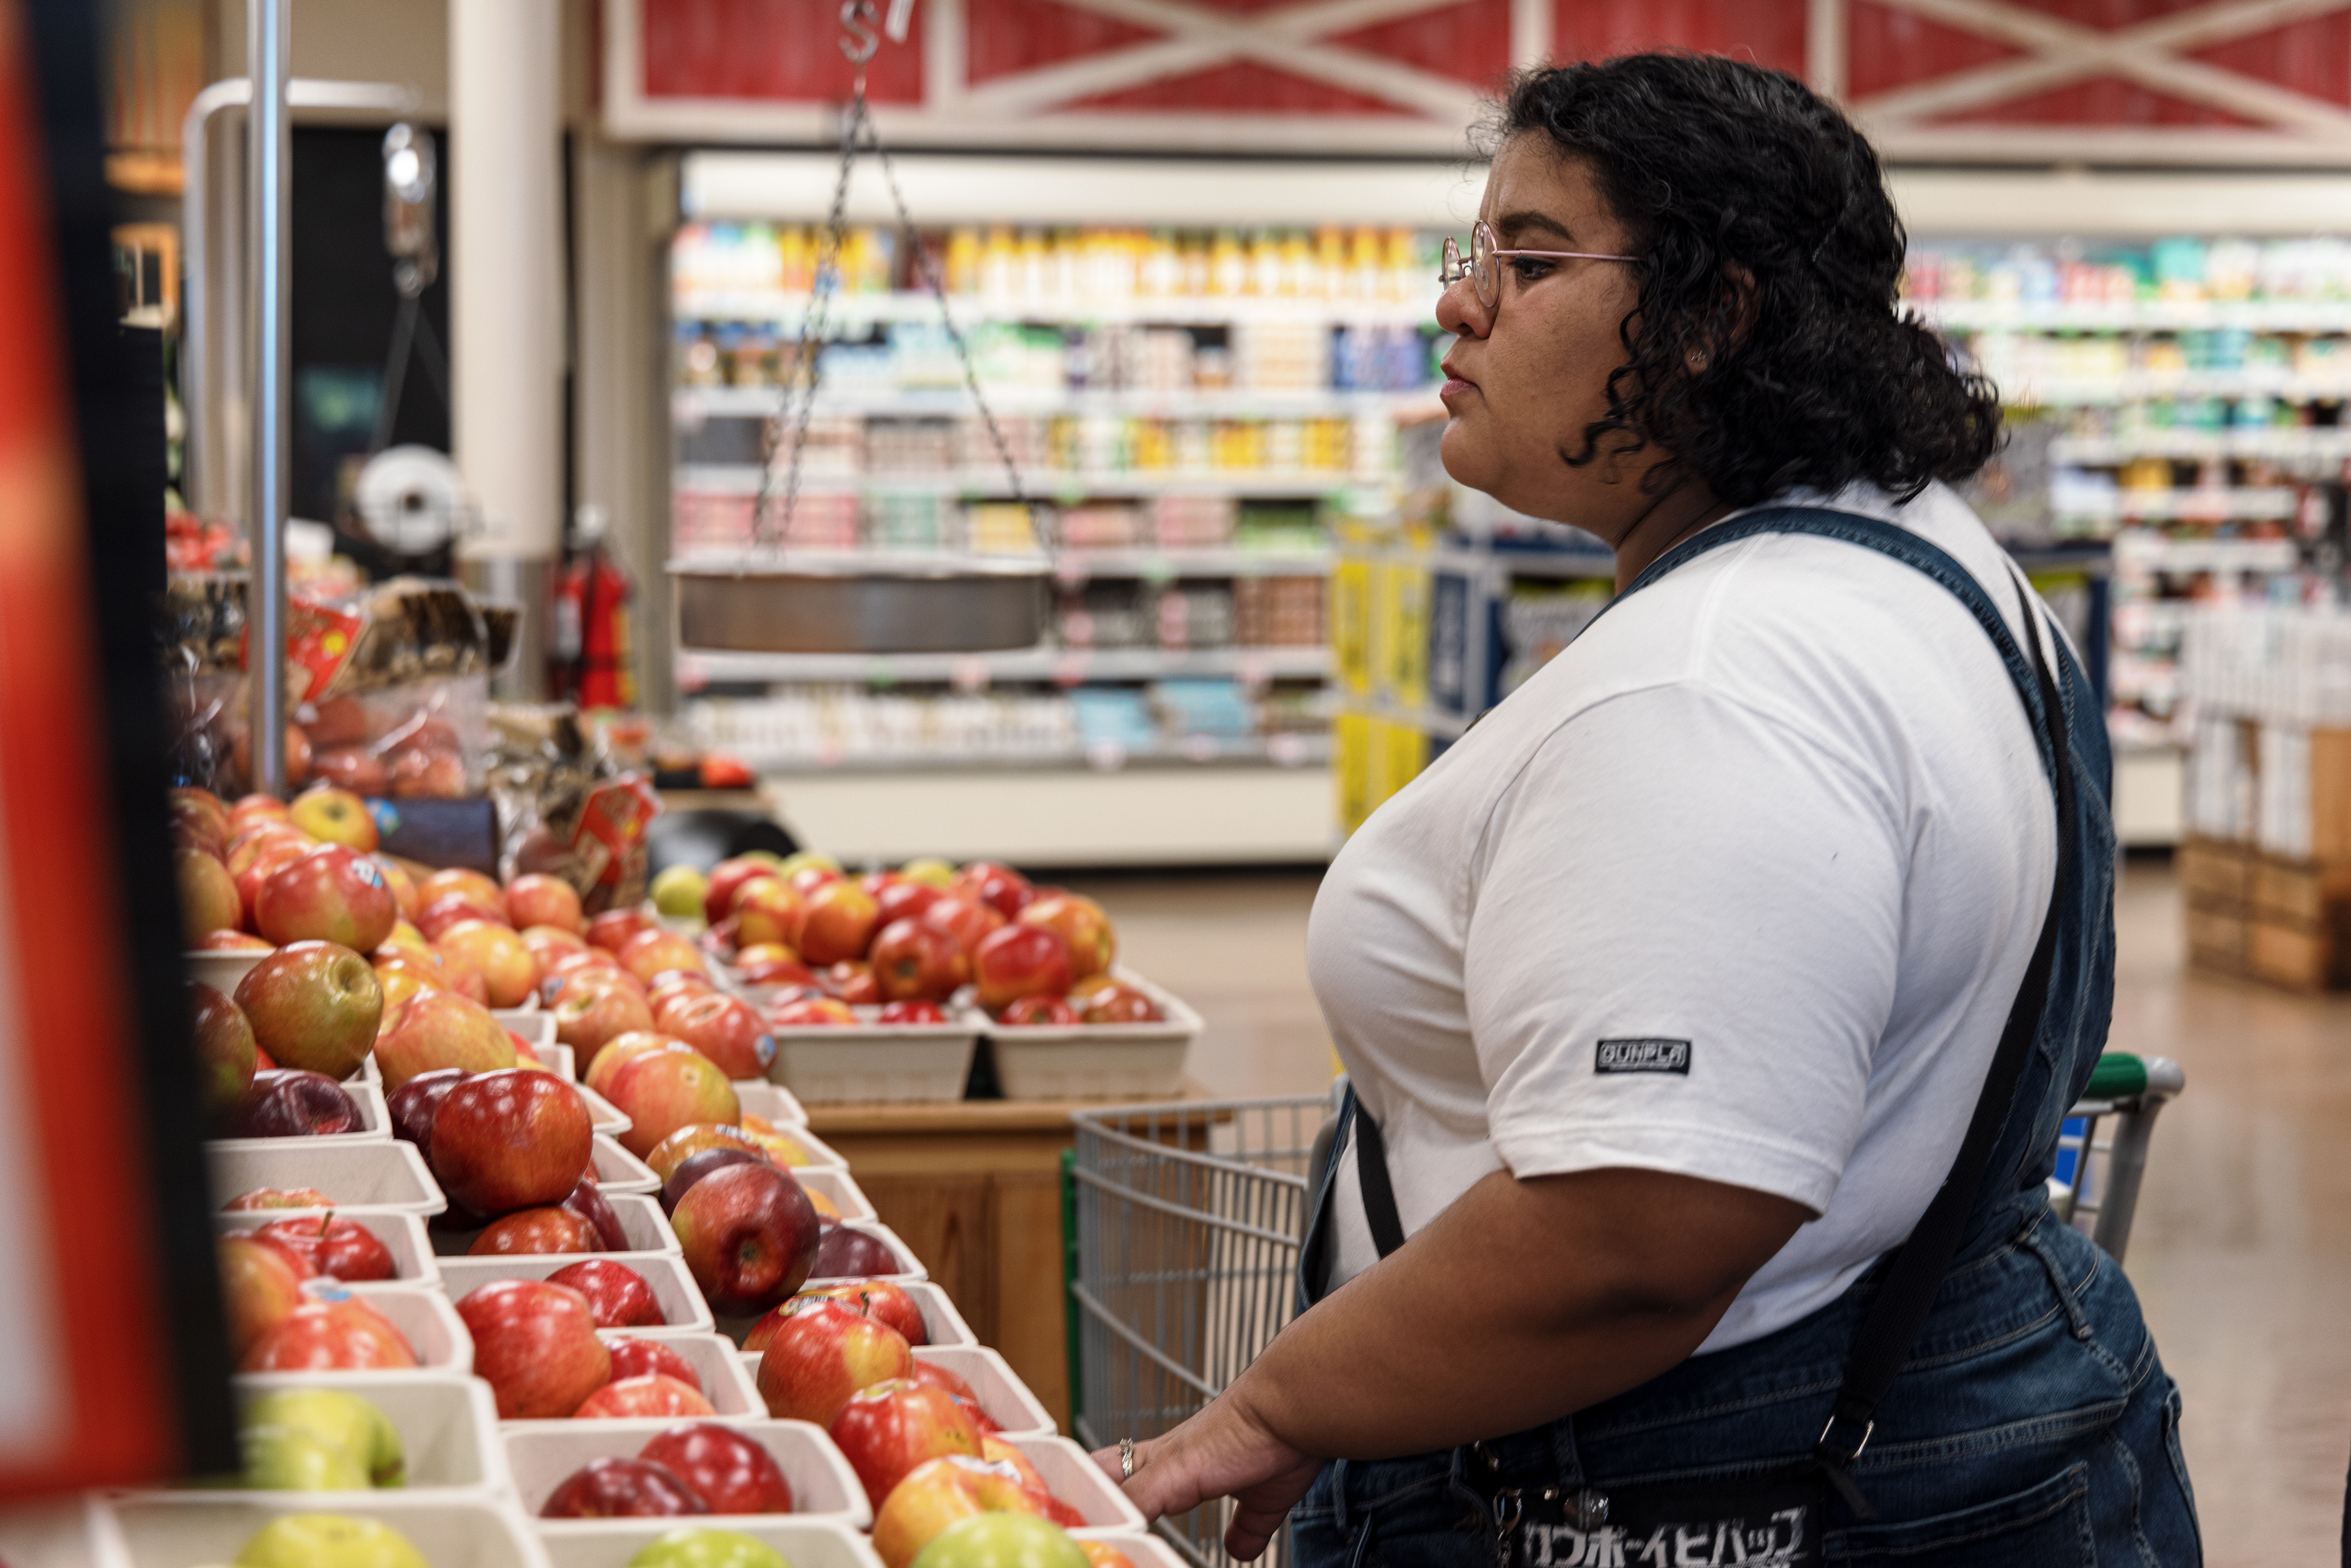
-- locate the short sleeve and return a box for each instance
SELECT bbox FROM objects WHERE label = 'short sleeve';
[1463,684,1905,1213]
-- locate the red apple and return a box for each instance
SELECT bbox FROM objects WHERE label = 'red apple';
[254,844,397,952]
[368,855,421,920]
[798,882,880,967]
[756,1298,914,1425]
[223,1186,334,1211]
[375,988,517,1092]
[468,1207,603,1255]
[647,992,773,1082]
[304,695,372,748]
[545,948,641,1004]
[288,786,379,853]
[877,1000,947,1026]
[240,1298,417,1372]
[604,1334,703,1392]
[387,747,466,798]
[234,837,314,931]
[799,1281,928,1345]
[421,867,503,909]
[605,1044,741,1159]
[704,856,779,927]
[645,1123,768,1183]
[870,919,972,1004]
[505,872,584,933]
[218,1234,307,1358]
[921,897,1005,957]
[830,1379,986,1510]
[874,881,945,929]
[952,862,1034,921]
[229,792,292,831]
[430,1068,594,1215]
[972,926,1074,1012]
[660,1147,767,1215]
[647,973,719,1014]
[1016,895,1114,980]
[818,960,876,1006]
[539,1456,709,1518]
[520,923,588,963]
[997,995,1076,1027]
[790,866,842,898]
[177,848,242,940]
[255,1215,397,1281]
[671,1161,822,1316]
[564,1175,632,1251]
[584,1031,677,1098]
[814,1222,908,1280]
[773,997,858,1028]
[386,1066,468,1147]
[226,1069,365,1138]
[310,746,388,797]
[171,786,232,845]
[741,958,822,989]
[870,1454,1064,1568]
[909,1360,982,1407]
[437,920,537,1009]
[638,1421,794,1514]
[586,908,652,953]
[456,1278,613,1418]
[620,928,708,985]
[416,892,505,942]
[189,981,258,1121]
[1080,984,1163,1025]
[731,878,806,952]
[545,1258,665,1328]
[573,1375,718,1421]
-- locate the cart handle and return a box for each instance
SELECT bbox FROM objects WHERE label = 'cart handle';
[2080,1051,2185,1106]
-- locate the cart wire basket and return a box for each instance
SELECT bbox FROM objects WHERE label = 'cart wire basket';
[1064,1057,2183,1568]
[1068,1096,1331,1568]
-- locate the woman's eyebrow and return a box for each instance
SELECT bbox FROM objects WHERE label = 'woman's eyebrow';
[1493,210,1580,246]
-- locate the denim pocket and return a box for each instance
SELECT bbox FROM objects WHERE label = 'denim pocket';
[1825,1462,2094,1566]
[2159,1378,2201,1549]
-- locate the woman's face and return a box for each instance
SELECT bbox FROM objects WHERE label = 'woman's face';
[1436,136,1661,535]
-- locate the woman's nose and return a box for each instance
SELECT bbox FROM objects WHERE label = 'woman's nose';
[1435,274,1490,339]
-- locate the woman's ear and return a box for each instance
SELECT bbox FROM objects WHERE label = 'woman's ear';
[1685,264,1759,374]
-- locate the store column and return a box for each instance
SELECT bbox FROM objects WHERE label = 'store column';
[449,0,561,696]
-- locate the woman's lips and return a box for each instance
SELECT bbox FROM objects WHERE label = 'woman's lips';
[1439,376,1478,402]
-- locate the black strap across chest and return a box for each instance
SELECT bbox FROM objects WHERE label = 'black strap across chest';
[1342,507,2076,1494]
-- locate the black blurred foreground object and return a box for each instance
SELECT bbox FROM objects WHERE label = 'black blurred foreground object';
[645,808,798,878]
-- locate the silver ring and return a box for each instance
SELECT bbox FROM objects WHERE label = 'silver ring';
[1119,1437,1136,1479]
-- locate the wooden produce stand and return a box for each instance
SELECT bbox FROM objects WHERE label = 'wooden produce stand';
[807,1089,1207,1432]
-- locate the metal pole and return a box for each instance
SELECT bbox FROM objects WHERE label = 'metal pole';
[248,0,289,795]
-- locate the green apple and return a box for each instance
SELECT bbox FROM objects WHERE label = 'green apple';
[629,1529,793,1568]
[235,1514,429,1568]
[652,865,711,919]
[911,1515,1089,1568]
[898,857,955,889]
[776,850,839,878]
[240,1390,406,1490]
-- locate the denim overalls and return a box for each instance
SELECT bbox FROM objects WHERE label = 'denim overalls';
[1292,509,2200,1566]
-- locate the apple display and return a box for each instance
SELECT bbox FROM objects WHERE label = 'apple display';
[645,1121,768,1183]
[224,1185,334,1210]
[227,1070,366,1138]
[233,1514,430,1568]
[436,919,537,1008]
[1016,895,1114,980]
[189,981,258,1121]
[506,872,584,933]
[606,1045,741,1159]
[415,891,505,942]
[178,848,243,939]
[671,1162,822,1315]
[921,897,1006,958]
[232,940,384,1080]
[797,882,880,967]
[468,1206,603,1255]
[1080,984,1163,1025]
[240,1298,419,1372]
[238,1385,406,1490]
[872,1456,1069,1568]
[878,1000,948,1025]
[830,1379,986,1510]
[588,907,654,952]
[374,988,517,1091]
[429,1068,594,1215]
[660,1147,766,1216]
[219,1234,308,1358]
[564,1175,633,1251]
[456,1277,614,1417]
[654,991,776,1080]
[546,1258,665,1328]
[255,1215,398,1281]
[972,926,1074,1012]
[621,928,710,984]
[952,862,1035,922]
[638,1420,794,1514]
[288,786,379,853]
[255,844,398,952]
[755,1298,914,1425]
[541,1454,710,1518]
[605,1334,705,1393]
[385,1066,468,1147]
[814,1222,908,1280]
[556,983,658,1068]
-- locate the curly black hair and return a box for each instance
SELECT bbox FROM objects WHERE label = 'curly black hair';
[1496,54,2002,507]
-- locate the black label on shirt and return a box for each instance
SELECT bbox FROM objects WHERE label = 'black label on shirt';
[1596,1038,1691,1076]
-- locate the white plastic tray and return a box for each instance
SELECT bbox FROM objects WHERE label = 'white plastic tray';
[983,969,1201,1101]
[184,948,266,995]
[439,1253,714,1334]
[208,1138,445,1216]
[327,1284,473,1374]
[590,1134,661,1195]
[532,1516,884,1568]
[495,1009,560,1070]
[806,1221,926,1287]
[751,1123,851,1172]
[912,1345,1056,1438]
[506,1416,867,1526]
[794,1168,876,1224]
[206,1078,393,1148]
[575,1082,632,1138]
[734,1079,810,1127]
[428,1192,677,1258]
[557,1330,766,1420]
[769,1020,980,1106]
[214,1208,441,1292]
[91,1493,550,1568]
[898,1281,978,1349]
[231,1369,508,1496]
[1010,1435,1147,1533]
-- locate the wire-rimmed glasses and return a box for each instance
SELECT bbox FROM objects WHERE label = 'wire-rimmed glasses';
[1439,218,1637,311]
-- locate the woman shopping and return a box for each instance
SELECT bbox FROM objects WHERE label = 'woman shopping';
[1096,53,2198,1566]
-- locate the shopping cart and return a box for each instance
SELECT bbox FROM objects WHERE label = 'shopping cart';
[1064,1053,2183,1568]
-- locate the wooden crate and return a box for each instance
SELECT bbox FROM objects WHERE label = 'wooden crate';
[2181,835,2351,991]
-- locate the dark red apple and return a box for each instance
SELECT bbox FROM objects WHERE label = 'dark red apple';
[386,1066,469,1147]
[639,1421,793,1515]
[468,1207,602,1255]
[870,919,970,1004]
[189,981,257,1122]
[563,1176,631,1251]
[670,1161,822,1315]
[227,1070,364,1138]
[428,1068,594,1216]
[539,1456,708,1518]
[545,1258,665,1328]
[455,1278,613,1418]
[814,1221,906,1280]
[255,1214,398,1281]
[972,925,1074,1012]
[604,1334,704,1393]
[660,1147,767,1216]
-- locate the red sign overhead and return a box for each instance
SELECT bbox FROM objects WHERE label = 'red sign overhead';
[604,0,2351,161]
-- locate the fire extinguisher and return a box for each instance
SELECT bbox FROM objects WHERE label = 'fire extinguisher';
[553,505,635,709]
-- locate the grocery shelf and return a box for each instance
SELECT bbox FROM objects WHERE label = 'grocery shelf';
[670,545,1330,579]
[2055,487,2297,522]
[2053,430,2351,465]
[1994,372,2351,406]
[1339,697,1471,742]
[675,290,1440,328]
[677,643,1332,686]
[2111,534,2299,571]
[727,733,1330,775]
[675,385,1437,421]
[1917,299,2351,332]
[674,463,1374,499]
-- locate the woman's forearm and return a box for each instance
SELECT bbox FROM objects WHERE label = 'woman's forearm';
[1231,1166,1812,1460]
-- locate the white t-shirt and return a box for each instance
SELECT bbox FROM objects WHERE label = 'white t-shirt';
[1307,481,2060,1353]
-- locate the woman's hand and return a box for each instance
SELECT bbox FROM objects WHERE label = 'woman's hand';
[1090,1392,1322,1562]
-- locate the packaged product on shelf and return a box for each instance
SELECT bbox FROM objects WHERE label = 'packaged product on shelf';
[1234,575,1326,647]
[492,703,663,912]
[1152,584,1234,649]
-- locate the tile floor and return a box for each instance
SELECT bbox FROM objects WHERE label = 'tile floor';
[1068,857,2351,1567]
